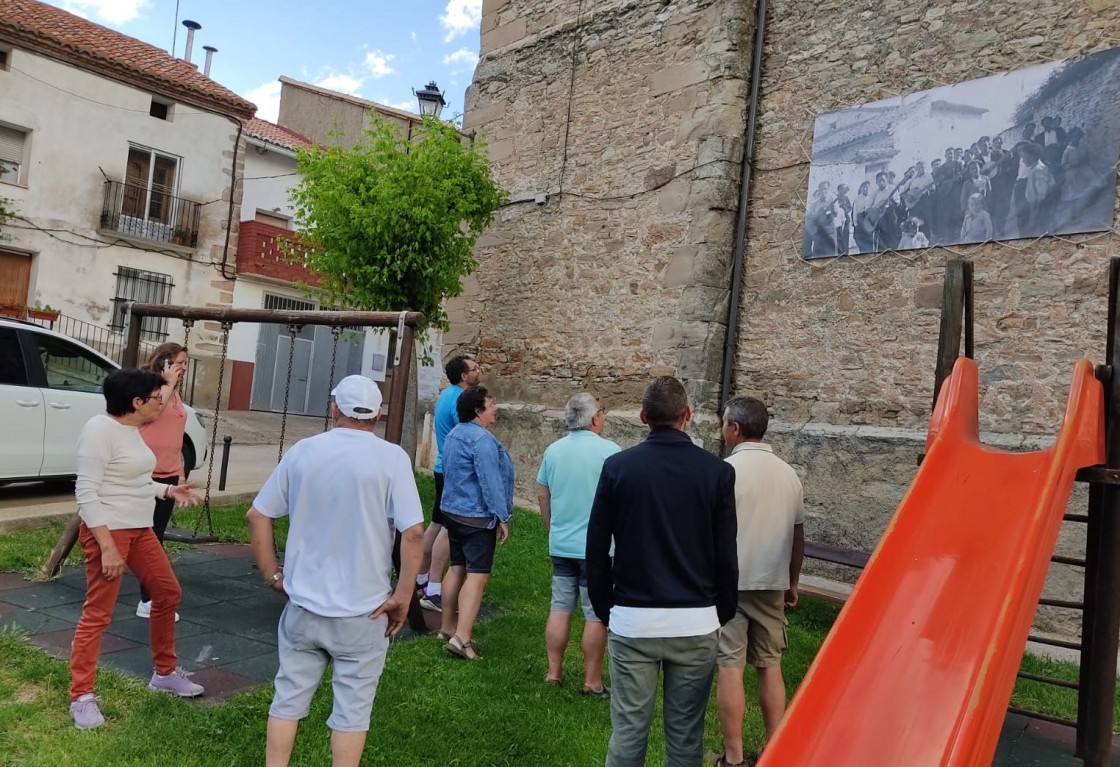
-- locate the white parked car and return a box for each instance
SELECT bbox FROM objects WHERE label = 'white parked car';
[0,318,208,483]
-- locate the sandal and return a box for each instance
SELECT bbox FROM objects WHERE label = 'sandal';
[445,635,482,661]
[435,630,453,643]
[544,674,563,686]
[714,756,750,767]
[580,684,610,698]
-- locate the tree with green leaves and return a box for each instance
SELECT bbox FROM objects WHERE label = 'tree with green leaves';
[286,115,506,333]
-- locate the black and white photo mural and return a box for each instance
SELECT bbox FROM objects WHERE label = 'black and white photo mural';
[802,47,1120,259]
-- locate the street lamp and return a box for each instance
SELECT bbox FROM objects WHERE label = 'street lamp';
[413,81,447,119]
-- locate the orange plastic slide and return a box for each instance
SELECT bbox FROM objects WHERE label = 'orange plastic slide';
[758,358,1105,767]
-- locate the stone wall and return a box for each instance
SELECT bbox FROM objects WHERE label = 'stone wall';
[458,0,1120,639]
[735,0,1118,434]
[454,0,753,410]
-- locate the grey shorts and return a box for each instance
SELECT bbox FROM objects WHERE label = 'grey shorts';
[269,601,390,732]
[550,557,599,622]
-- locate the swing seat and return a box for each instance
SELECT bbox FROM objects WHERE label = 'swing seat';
[163,526,219,544]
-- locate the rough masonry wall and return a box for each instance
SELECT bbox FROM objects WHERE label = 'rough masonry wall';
[735,0,1120,436]
[453,0,753,411]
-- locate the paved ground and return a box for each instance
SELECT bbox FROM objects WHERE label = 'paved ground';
[0,542,442,702]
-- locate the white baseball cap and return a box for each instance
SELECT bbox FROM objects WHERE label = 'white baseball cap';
[331,375,383,419]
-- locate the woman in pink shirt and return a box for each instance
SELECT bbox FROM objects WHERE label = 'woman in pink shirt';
[136,342,189,620]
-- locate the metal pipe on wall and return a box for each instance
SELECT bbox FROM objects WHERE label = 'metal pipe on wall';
[718,0,769,407]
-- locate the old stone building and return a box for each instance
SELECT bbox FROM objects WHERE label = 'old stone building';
[452,0,1120,633]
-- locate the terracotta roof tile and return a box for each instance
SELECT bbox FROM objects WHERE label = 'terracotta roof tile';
[0,0,255,118]
[246,117,313,152]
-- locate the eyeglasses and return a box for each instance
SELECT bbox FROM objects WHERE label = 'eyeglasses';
[140,391,163,403]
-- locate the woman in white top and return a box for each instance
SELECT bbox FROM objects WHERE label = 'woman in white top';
[68,368,203,731]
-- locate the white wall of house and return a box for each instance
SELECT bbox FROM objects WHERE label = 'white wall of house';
[228,276,308,363]
[0,47,237,334]
[241,144,298,225]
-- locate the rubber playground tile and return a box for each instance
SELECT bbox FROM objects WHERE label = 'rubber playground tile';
[174,632,276,669]
[28,626,139,659]
[0,608,76,636]
[183,576,263,602]
[171,590,223,611]
[36,599,86,623]
[102,617,212,644]
[182,556,259,579]
[0,572,33,591]
[0,584,85,610]
[222,650,279,683]
[184,598,282,629]
[166,547,229,566]
[100,645,177,677]
[195,543,255,559]
[184,666,259,703]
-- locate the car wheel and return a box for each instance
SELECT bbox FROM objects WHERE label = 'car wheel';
[181,439,196,480]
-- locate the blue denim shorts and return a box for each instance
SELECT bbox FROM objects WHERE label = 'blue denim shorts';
[550,556,598,621]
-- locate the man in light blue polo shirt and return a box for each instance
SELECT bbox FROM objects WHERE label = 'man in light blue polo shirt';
[537,392,620,696]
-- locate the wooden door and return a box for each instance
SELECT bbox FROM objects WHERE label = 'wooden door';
[0,249,30,306]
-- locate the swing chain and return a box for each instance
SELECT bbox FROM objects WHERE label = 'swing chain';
[180,320,194,399]
[201,321,233,534]
[324,326,343,429]
[278,324,303,462]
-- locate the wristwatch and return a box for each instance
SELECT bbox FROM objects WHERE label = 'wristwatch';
[267,569,283,585]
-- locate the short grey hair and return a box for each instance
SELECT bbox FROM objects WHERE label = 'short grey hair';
[565,392,600,431]
[723,395,769,439]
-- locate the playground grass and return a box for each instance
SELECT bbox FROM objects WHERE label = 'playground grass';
[0,475,1113,766]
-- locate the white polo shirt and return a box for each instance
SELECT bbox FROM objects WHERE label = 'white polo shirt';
[725,442,805,591]
[253,427,424,618]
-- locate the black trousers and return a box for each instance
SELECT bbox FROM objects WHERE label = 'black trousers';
[139,476,178,603]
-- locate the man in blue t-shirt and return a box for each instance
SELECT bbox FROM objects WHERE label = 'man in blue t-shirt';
[537,392,620,695]
[417,355,481,611]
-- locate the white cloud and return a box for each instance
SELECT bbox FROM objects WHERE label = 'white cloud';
[410,31,418,43]
[364,50,396,79]
[316,73,364,95]
[245,80,281,123]
[60,0,149,24]
[442,48,479,68]
[386,99,417,113]
[439,0,482,43]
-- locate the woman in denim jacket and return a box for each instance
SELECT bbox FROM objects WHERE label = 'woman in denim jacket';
[439,385,514,660]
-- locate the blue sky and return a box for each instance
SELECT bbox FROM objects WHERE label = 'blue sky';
[43,0,483,122]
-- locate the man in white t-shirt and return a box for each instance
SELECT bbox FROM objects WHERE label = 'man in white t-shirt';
[247,375,424,767]
[715,396,805,767]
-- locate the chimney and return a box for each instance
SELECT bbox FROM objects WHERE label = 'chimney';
[202,45,217,77]
[181,20,201,63]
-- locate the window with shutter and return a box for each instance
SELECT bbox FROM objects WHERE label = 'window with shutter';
[0,125,26,184]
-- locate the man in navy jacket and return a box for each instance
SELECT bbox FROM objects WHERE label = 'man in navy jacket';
[587,376,738,767]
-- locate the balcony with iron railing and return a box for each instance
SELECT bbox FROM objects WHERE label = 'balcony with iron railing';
[236,220,320,286]
[99,179,202,248]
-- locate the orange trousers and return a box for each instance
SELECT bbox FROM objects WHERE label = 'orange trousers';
[69,524,182,700]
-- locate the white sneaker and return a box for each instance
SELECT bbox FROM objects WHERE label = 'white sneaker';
[136,600,180,622]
